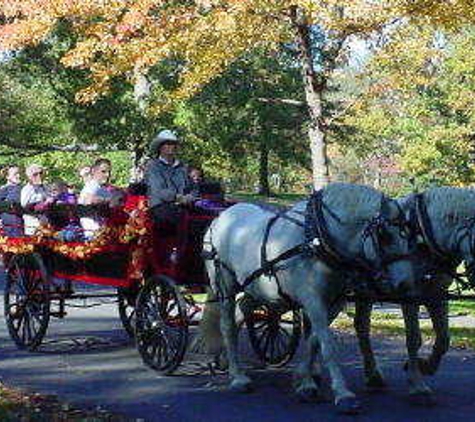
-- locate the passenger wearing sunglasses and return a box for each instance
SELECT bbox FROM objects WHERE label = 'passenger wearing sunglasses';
[20,164,48,235]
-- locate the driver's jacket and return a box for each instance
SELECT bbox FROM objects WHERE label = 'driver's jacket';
[145,157,191,208]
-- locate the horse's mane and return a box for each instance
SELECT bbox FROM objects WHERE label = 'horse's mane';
[322,183,383,223]
[425,187,475,222]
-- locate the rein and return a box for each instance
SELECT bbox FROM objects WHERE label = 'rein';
[361,196,413,271]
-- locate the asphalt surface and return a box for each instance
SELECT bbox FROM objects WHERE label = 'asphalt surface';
[1,276,475,421]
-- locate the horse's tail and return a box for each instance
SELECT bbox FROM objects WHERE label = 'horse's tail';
[191,287,224,356]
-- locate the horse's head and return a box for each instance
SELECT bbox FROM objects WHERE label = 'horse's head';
[312,184,416,294]
[422,188,475,287]
[361,196,416,294]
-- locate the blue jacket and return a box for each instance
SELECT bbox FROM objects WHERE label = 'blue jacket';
[145,158,191,208]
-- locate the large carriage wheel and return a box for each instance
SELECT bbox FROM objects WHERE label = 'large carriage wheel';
[241,295,301,367]
[4,253,50,350]
[135,275,189,374]
[117,286,139,339]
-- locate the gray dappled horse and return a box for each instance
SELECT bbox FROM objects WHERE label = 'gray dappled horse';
[354,187,475,402]
[203,183,415,414]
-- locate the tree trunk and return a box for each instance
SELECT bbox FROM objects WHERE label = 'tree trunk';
[131,66,151,181]
[130,140,145,182]
[292,8,330,190]
[257,141,271,196]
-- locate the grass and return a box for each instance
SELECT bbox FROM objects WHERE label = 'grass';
[450,300,475,316]
[334,307,475,350]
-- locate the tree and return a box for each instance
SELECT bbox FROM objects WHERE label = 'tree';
[0,1,405,189]
[181,48,307,195]
[340,24,475,190]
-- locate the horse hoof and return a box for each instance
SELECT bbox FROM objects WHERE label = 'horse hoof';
[229,378,253,394]
[335,397,362,415]
[409,391,436,407]
[366,373,387,392]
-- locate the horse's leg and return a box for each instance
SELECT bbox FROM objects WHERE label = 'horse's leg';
[354,299,386,390]
[401,303,434,402]
[293,330,323,402]
[419,298,449,376]
[294,299,346,402]
[218,283,252,392]
[299,293,360,414]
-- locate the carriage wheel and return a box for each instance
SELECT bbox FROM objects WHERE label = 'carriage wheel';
[242,297,301,367]
[135,275,189,375]
[117,286,139,339]
[4,253,50,351]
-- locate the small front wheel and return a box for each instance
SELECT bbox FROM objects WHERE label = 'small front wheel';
[4,253,50,350]
[135,275,188,374]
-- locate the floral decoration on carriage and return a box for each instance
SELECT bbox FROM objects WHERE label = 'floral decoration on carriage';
[0,197,153,281]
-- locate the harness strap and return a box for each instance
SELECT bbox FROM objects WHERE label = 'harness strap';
[308,190,376,276]
[242,243,310,290]
[203,210,308,301]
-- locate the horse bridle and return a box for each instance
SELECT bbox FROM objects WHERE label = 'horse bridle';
[307,191,413,281]
[361,196,414,273]
[410,192,475,291]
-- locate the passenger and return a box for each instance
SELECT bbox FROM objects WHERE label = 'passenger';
[187,167,226,214]
[0,166,23,236]
[187,166,203,195]
[78,165,91,184]
[46,180,79,235]
[78,158,113,239]
[47,180,73,204]
[21,164,48,235]
[145,129,195,235]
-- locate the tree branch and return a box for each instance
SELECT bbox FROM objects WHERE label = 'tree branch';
[257,97,305,107]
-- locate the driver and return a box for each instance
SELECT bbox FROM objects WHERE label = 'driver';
[145,129,196,235]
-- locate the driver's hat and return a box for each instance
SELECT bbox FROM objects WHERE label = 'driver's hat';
[150,129,179,153]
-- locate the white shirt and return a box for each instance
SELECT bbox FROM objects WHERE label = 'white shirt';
[20,183,47,207]
[78,180,112,238]
[20,184,48,235]
[78,180,112,205]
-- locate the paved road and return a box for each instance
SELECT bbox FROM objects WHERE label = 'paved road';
[1,279,475,421]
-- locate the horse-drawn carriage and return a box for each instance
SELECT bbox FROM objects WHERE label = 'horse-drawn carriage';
[0,194,301,374]
[3,183,475,413]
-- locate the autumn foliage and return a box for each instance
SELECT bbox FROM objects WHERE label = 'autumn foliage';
[2,0,459,105]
